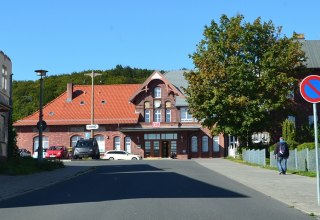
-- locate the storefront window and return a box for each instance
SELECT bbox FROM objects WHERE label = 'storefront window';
[213,136,219,152]
[154,141,160,157]
[145,141,151,157]
[171,141,177,154]
[191,136,198,152]
[202,136,208,152]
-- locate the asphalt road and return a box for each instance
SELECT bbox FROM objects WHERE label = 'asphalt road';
[0,160,314,220]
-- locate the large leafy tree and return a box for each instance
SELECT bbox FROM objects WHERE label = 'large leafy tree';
[184,14,306,144]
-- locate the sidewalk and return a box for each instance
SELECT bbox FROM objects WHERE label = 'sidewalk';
[0,163,92,202]
[194,158,320,217]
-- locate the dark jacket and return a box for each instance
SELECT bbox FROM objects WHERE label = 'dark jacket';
[274,141,289,158]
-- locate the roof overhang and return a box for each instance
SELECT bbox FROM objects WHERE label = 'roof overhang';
[120,126,201,132]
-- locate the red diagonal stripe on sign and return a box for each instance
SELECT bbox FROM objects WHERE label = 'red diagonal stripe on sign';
[306,81,320,96]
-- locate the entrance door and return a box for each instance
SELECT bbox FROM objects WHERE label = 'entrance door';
[162,141,169,158]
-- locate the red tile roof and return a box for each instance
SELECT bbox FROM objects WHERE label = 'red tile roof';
[14,84,141,126]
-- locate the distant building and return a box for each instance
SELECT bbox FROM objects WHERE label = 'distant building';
[14,71,226,159]
[0,51,13,160]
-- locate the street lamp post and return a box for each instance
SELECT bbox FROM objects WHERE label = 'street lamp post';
[85,71,101,138]
[35,69,48,161]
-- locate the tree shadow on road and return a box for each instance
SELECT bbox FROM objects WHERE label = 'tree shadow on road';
[0,163,247,208]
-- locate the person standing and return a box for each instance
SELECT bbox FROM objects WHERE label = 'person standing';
[274,137,290,175]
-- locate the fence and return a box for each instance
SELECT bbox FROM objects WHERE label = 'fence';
[242,149,266,166]
[270,148,319,172]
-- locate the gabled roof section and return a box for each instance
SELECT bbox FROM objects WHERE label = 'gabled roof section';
[14,84,141,126]
[129,71,184,102]
[163,70,190,95]
[301,40,320,68]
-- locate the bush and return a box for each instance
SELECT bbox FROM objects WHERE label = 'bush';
[296,142,318,151]
[0,157,65,175]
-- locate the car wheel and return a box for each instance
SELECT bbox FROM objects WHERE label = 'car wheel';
[131,157,138,160]
[109,157,114,160]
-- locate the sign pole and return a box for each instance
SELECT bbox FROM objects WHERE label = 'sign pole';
[300,75,320,205]
[313,103,320,205]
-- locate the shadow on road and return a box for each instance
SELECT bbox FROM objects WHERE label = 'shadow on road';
[0,163,247,208]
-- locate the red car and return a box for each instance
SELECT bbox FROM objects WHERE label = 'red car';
[45,146,69,159]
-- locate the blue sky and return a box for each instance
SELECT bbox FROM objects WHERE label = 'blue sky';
[2,0,320,81]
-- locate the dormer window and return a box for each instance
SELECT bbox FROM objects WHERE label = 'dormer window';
[154,87,161,98]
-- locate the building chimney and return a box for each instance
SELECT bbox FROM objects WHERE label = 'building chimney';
[295,33,305,40]
[66,83,73,102]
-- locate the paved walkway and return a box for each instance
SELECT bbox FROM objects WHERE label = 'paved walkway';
[194,158,320,217]
[1,158,320,218]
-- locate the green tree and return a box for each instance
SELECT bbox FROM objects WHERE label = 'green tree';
[282,119,298,148]
[184,14,306,145]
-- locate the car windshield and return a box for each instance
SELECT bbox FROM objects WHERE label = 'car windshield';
[49,146,63,150]
[76,141,92,148]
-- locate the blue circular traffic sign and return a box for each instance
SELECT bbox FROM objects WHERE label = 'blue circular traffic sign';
[300,75,320,103]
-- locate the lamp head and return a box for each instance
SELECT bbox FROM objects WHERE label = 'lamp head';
[35,69,48,77]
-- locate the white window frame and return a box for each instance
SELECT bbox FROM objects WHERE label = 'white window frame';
[154,87,161,98]
[154,109,161,122]
[114,136,121,150]
[71,135,82,147]
[165,109,171,123]
[33,136,49,151]
[2,66,7,91]
[145,109,150,123]
[95,134,105,153]
[125,137,131,153]
[181,107,193,122]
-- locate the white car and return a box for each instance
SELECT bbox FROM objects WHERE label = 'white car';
[104,150,142,160]
[32,148,47,159]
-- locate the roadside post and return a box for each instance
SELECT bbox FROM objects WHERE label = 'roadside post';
[300,75,320,205]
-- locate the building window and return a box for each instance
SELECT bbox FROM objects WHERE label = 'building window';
[145,109,150,123]
[171,141,177,154]
[309,115,315,126]
[0,115,5,141]
[180,107,193,122]
[154,109,161,122]
[125,137,131,153]
[114,136,121,150]
[288,115,296,127]
[213,136,219,152]
[202,136,209,152]
[71,135,82,147]
[2,65,7,91]
[191,136,198,152]
[154,87,161,98]
[95,135,105,153]
[145,141,151,157]
[33,136,49,152]
[165,109,171,123]
[154,141,160,157]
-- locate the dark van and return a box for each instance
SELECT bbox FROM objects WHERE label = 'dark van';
[72,138,100,159]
